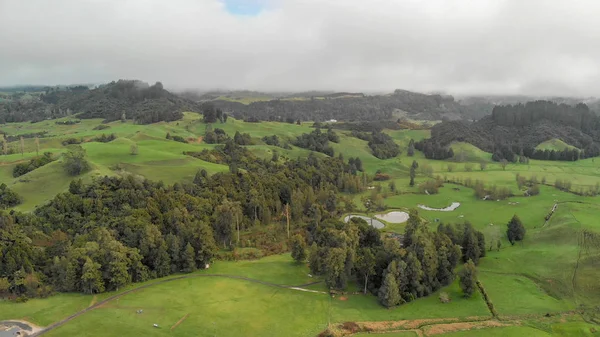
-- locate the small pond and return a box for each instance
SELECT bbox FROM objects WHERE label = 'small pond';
[374,211,410,223]
[343,215,385,229]
[418,202,461,212]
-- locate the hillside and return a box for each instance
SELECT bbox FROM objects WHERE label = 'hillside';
[419,100,600,161]
[212,89,468,122]
[0,80,201,124]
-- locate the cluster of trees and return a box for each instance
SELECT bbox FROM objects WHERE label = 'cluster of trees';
[13,152,54,177]
[92,133,117,143]
[0,184,22,209]
[63,148,91,176]
[203,127,230,144]
[347,157,364,174]
[233,131,253,145]
[293,128,339,156]
[201,103,227,124]
[166,132,188,143]
[351,131,400,159]
[414,140,454,160]
[262,135,292,149]
[0,144,373,299]
[491,143,583,163]
[297,209,486,308]
[423,101,600,162]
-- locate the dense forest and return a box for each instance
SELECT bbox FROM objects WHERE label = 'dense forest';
[418,101,600,162]
[304,210,486,307]
[0,147,373,299]
[0,80,201,124]
[213,89,468,122]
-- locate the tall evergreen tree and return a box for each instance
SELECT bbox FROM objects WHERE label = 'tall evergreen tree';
[507,214,526,245]
[458,259,477,298]
[378,261,401,308]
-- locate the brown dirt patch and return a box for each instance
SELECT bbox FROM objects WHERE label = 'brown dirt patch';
[423,320,511,336]
[88,295,97,307]
[338,296,348,301]
[186,136,203,144]
[170,313,189,330]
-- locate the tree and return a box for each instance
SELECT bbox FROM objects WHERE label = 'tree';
[35,136,40,156]
[0,277,10,294]
[410,160,418,186]
[356,248,376,294]
[378,261,400,308]
[214,199,243,247]
[458,259,477,297]
[290,234,307,263]
[407,139,415,156]
[202,103,218,123]
[500,159,508,171]
[63,148,91,176]
[20,136,24,156]
[480,161,487,171]
[324,248,347,290]
[447,163,455,172]
[389,181,396,193]
[506,214,526,245]
[182,243,197,273]
[81,258,104,294]
[130,144,138,155]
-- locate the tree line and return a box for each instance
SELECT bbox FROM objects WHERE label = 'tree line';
[420,100,600,162]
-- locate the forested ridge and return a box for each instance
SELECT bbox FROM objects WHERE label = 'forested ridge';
[0,80,201,124]
[418,101,600,161]
[213,89,468,122]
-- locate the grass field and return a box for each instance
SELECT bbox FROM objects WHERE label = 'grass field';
[1,117,600,336]
[536,139,578,151]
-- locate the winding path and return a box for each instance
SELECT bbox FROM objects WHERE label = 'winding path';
[29,274,324,336]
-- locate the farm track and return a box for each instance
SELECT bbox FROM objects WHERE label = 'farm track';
[29,273,325,336]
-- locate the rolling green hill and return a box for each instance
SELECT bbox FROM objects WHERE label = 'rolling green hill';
[1,115,600,337]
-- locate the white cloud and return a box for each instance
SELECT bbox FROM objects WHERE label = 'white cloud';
[1,0,600,96]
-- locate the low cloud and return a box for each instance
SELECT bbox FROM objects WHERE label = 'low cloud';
[1,0,600,96]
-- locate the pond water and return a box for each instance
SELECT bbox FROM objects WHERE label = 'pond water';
[0,327,19,337]
[418,202,461,212]
[374,211,410,223]
[343,215,385,229]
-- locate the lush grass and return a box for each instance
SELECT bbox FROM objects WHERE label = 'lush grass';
[0,294,92,326]
[354,332,417,337]
[439,326,551,336]
[330,278,490,322]
[536,139,578,151]
[45,278,330,337]
[1,119,600,336]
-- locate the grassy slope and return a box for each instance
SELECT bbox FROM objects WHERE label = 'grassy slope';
[1,118,600,336]
[536,138,578,151]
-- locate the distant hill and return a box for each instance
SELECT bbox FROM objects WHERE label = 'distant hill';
[0,80,201,124]
[212,89,468,122]
[419,100,600,161]
[458,95,600,120]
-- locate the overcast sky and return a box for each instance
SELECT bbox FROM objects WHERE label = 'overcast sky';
[1,0,600,96]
